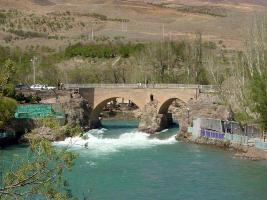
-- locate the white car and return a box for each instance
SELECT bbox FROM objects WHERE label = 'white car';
[30,84,46,90]
[30,84,56,90]
[46,86,56,90]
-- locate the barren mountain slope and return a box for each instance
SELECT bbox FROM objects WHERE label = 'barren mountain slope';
[0,0,266,49]
[130,0,267,6]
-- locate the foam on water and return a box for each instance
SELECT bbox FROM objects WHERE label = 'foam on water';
[54,128,177,156]
[160,129,169,133]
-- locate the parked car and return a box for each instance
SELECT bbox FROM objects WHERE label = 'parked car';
[30,84,46,90]
[15,83,30,90]
[30,84,56,90]
[46,85,56,90]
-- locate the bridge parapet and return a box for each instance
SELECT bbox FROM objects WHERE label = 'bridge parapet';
[65,84,218,92]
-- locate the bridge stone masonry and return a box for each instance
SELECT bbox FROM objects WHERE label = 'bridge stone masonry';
[65,84,217,133]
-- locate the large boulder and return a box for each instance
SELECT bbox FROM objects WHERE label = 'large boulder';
[63,97,91,128]
[26,126,57,141]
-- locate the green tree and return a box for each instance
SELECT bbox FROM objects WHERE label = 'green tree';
[0,97,17,128]
[0,139,77,200]
[242,16,267,131]
[193,32,209,85]
[248,73,267,130]
[218,15,267,130]
[0,59,16,93]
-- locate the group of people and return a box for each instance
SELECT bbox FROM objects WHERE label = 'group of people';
[137,82,155,88]
[57,82,65,90]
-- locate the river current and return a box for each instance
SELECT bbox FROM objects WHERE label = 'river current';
[2,120,267,200]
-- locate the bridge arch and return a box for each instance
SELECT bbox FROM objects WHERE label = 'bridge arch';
[90,96,141,128]
[158,98,186,114]
[157,98,189,129]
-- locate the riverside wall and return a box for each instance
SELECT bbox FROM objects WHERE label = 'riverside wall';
[179,117,267,160]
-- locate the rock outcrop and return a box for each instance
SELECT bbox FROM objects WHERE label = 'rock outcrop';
[234,147,267,161]
[4,118,36,136]
[169,94,232,134]
[63,97,91,128]
[26,126,57,142]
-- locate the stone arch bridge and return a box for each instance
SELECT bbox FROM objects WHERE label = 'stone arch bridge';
[65,84,217,133]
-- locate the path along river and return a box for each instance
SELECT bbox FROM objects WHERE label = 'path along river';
[2,120,267,200]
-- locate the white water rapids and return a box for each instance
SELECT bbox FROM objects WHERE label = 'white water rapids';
[54,128,177,156]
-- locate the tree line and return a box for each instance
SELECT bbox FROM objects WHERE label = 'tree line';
[4,37,223,85]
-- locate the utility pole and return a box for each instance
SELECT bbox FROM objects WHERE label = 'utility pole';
[90,21,97,40]
[120,20,128,32]
[31,56,37,85]
[162,24,165,41]
[91,25,94,40]
[121,20,127,32]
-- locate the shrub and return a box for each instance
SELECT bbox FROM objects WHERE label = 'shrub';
[203,41,217,49]
[0,97,17,128]
[23,95,41,104]
[14,92,25,103]
[3,83,16,97]
[37,117,82,138]
[38,116,60,130]
[63,124,82,137]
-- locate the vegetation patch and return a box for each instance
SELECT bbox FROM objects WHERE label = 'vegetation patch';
[30,117,83,140]
[76,12,130,22]
[0,9,77,39]
[8,29,48,39]
[177,5,227,17]
[0,97,17,128]
[33,0,55,6]
[65,42,144,59]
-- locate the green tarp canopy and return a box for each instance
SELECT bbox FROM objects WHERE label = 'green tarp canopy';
[15,104,65,119]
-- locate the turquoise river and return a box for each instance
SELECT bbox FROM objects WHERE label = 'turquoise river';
[2,120,267,200]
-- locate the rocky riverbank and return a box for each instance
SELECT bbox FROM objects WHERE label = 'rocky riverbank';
[176,132,267,161]
[1,93,91,146]
[22,96,91,143]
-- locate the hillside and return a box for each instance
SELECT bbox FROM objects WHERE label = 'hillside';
[0,0,266,50]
